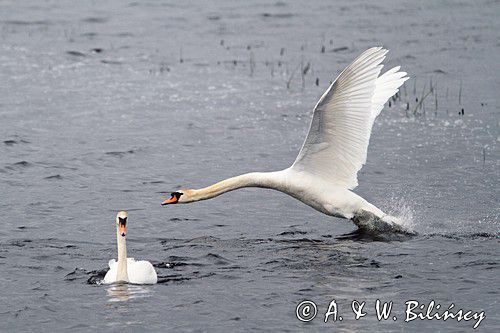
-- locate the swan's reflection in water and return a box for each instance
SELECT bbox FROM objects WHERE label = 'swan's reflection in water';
[106,283,152,302]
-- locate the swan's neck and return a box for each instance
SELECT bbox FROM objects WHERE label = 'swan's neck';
[188,171,287,202]
[116,231,128,282]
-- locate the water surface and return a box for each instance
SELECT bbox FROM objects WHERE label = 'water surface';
[0,0,498,332]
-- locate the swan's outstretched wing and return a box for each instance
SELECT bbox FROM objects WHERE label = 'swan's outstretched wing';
[291,47,408,189]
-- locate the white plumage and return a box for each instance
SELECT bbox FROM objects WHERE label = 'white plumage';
[104,258,157,285]
[103,211,158,284]
[292,47,408,189]
[162,47,410,232]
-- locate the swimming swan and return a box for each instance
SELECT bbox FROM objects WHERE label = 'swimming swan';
[104,211,157,284]
[162,47,409,231]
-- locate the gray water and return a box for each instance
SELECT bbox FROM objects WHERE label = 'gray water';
[0,0,499,332]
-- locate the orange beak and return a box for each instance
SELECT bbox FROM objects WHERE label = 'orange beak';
[119,221,127,237]
[161,195,178,205]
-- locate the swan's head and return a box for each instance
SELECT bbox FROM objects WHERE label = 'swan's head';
[116,211,128,237]
[161,190,194,205]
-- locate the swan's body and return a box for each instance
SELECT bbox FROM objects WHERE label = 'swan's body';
[104,258,157,285]
[162,47,409,232]
[104,211,157,284]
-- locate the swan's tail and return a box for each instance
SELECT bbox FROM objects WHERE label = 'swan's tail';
[352,211,416,235]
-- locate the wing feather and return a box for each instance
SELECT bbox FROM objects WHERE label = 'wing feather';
[291,47,409,189]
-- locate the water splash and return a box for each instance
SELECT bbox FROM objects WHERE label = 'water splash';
[374,196,417,235]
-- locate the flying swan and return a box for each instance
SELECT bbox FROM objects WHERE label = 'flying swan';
[104,211,158,284]
[162,47,409,233]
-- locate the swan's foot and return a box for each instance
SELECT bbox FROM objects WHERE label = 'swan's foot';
[351,211,416,235]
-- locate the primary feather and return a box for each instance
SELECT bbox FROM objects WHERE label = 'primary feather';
[292,47,408,189]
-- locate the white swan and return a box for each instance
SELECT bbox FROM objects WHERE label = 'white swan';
[162,47,409,232]
[104,211,157,284]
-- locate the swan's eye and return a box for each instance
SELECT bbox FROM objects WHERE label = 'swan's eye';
[171,192,183,199]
